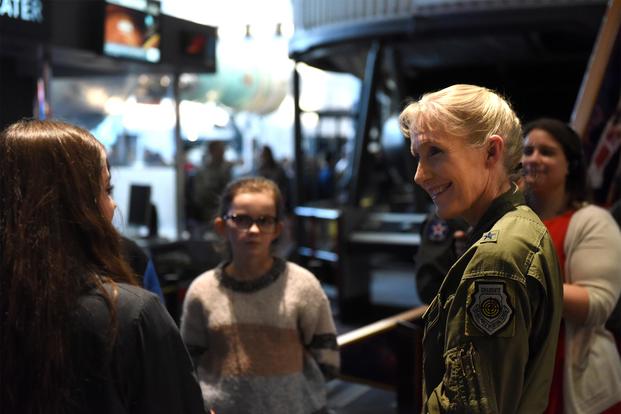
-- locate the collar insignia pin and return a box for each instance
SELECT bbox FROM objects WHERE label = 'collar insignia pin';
[481,230,499,243]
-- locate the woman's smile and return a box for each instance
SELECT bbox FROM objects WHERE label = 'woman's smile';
[428,182,452,200]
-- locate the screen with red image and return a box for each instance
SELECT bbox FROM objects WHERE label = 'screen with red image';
[182,33,207,56]
[179,28,217,71]
[103,0,161,63]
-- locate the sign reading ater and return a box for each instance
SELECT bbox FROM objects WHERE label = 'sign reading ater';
[0,0,43,23]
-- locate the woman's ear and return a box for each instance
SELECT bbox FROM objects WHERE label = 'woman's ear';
[214,217,226,237]
[486,135,505,167]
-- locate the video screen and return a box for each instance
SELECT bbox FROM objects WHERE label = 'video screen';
[103,0,161,63]
[128,184,152,227]
[181,32,209,57]
[180,29,217,70]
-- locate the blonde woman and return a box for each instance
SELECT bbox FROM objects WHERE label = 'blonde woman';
[400,85,563,413]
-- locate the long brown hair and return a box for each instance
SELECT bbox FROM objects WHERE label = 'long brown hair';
[0,119,137,413]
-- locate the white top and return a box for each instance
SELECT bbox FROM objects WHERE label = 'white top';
[563,204,621,414]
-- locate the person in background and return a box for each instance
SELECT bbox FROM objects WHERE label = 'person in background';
[180,177,339,414]
[317,151,336,200]
[522,118,621,414]
[193,141,233,227]
[0,119,205,414]
[413,213,470,304]
[121,236,165,303]
[399,84,563,413]
[257,144,292,212]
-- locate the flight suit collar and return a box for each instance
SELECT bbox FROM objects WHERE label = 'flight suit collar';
[466,183,524,247]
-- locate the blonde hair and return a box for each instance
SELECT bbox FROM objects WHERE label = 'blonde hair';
[399,84,523,175]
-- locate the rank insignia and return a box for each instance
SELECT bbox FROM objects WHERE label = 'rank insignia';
[427,218,449,242]
[480,230,499,243]
[467,281,513,336]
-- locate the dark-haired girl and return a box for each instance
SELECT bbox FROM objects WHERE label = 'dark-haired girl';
[0,119,205,414]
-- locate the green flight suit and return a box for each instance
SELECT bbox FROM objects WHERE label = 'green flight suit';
[422,186,563,413]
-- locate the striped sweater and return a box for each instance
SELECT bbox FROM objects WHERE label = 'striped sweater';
[180,258,340,414]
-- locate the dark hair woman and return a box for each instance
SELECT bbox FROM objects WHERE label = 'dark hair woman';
[0,119,205,414]
[522,118,621,414]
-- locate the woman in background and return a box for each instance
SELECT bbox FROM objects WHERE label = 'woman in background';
[0,119,205,414]
[522,118,621,414]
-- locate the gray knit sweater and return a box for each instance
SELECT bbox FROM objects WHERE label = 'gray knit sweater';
[180,258,340,414]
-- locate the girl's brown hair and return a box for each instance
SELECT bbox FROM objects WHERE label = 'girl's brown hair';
[0,119,137,413]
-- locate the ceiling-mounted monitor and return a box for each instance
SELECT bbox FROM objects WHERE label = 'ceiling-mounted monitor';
[179,28,217,71]
[103,0,161,63]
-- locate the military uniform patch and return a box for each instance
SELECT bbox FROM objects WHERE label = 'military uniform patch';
[467,281,513,335]
[480,230,499,243]
[427,218,449,242]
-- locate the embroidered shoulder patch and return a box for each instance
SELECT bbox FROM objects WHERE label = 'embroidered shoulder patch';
[467,281,513,336]
[427,218,450,242]
[480,230,499,243]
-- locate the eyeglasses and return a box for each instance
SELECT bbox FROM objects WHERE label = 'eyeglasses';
[223,214,278,232]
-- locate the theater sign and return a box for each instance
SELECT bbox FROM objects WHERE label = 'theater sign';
[0,0,43,22]
[0,0,48,40]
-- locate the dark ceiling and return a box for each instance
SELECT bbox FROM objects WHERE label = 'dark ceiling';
[289,2,608,123]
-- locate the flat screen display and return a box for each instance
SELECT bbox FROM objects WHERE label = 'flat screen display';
[179,29,217,70]
[103,0,161,63]
[128,184,152,227]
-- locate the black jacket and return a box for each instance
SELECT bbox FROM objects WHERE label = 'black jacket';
[71,283,205,414]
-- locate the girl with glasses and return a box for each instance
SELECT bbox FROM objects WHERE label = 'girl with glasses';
[180,177,339,414]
